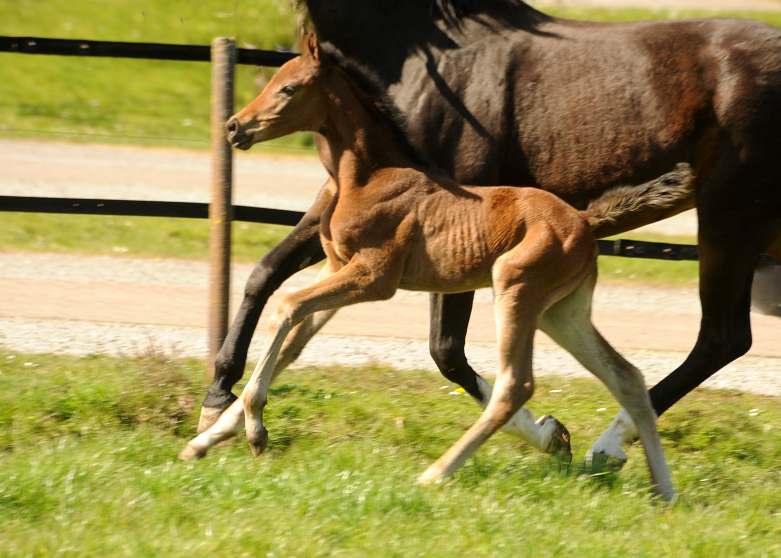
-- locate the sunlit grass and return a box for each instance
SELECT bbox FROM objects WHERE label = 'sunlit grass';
[1,350,780,556]
[599,233,699,285]
[0,212,291,262]
[3,2,781,150]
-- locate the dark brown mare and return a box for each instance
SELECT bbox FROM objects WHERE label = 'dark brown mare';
[201,0,781,464]
[182,34,674,498]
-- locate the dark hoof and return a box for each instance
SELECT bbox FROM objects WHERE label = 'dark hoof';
[540,415,572,463]
[585,450,627,473]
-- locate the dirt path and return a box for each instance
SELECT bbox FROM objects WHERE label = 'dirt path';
[2,252,780,397]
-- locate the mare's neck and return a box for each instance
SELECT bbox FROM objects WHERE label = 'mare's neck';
[316,71,418,188]
[307,0,548,86]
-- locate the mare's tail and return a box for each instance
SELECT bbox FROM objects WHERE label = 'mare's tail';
[583,163,695,233]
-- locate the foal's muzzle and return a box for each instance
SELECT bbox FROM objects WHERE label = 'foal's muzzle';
[225,117,254,150]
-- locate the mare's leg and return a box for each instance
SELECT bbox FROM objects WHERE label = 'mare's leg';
[198,181,333,433]
[539,273,674,499]
[181,258,395,459]
[430,293,571,454]
[591,169,781,461]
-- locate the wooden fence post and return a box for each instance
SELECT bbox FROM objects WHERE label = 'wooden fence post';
[209,37,236,375]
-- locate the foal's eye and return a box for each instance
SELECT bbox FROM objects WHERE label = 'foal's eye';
[280,86,296,96]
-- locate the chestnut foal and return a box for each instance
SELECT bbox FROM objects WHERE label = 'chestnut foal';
[180,34,673,499]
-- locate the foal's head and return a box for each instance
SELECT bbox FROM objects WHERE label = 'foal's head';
[226,33,328,150]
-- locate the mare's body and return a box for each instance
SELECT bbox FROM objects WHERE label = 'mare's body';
[202,0,781,462]
[182,36,673,498]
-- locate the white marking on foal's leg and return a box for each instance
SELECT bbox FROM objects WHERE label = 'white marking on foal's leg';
[475,377,570,456]
[178,398,246,460]
[585,408,641,468]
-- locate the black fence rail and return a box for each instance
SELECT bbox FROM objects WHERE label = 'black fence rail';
[0,36,296,66]
[0,196,304,227]
[4,194,780,265]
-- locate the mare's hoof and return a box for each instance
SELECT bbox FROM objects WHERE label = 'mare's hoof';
[585,449,628,472]
[178,442,207,461]
[538,415,572,462]
[247,428,269,457]
[197,405,228,434]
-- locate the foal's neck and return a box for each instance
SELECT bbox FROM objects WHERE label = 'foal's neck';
[317,69,420,187]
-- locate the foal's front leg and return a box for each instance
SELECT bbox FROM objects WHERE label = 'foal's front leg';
[180,258,394,459]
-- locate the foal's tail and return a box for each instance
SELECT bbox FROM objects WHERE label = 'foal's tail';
[583,163,695,233]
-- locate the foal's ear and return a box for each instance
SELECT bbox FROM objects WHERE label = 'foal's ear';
[301,31,321,63]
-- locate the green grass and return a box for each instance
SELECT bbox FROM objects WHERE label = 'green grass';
[0,212,292,262]
[1,350,780,556]
[543,5,781,25]
[3,2,781,150]
[598,233,699,285]
[0,0,315,152]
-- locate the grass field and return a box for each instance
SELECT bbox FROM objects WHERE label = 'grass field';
[0,0,313,151]
[3,2,781,151]
[0,212,292,262]
[0,349,780,556]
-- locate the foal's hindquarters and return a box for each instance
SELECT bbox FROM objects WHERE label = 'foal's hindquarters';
[180,183,674,500]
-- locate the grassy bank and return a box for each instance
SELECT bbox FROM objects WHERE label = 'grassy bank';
[0,212,292,262]
[3,2,781,150]
[0,350,780,556]
[0,0,313,151]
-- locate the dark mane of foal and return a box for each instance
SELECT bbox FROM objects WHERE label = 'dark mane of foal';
[320,43,435,170]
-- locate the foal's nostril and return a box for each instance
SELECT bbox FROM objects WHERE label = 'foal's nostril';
[225,118,239,139]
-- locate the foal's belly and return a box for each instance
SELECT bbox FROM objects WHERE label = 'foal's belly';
[397,249,497,294]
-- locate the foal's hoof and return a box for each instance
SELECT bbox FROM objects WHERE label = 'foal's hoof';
[178,442,207,461]
[538,415,572,462]
[247,428,269,457]
[585,448,628,472]
[197,405,228,434]
[417,466,446,486]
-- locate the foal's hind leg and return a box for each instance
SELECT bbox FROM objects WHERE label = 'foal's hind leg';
[419,284,542,485]
[539,273,674,499]
[591,176,781,462]
[430,293,571,456]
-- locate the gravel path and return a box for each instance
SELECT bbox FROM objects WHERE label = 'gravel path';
[2,252,780,398]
